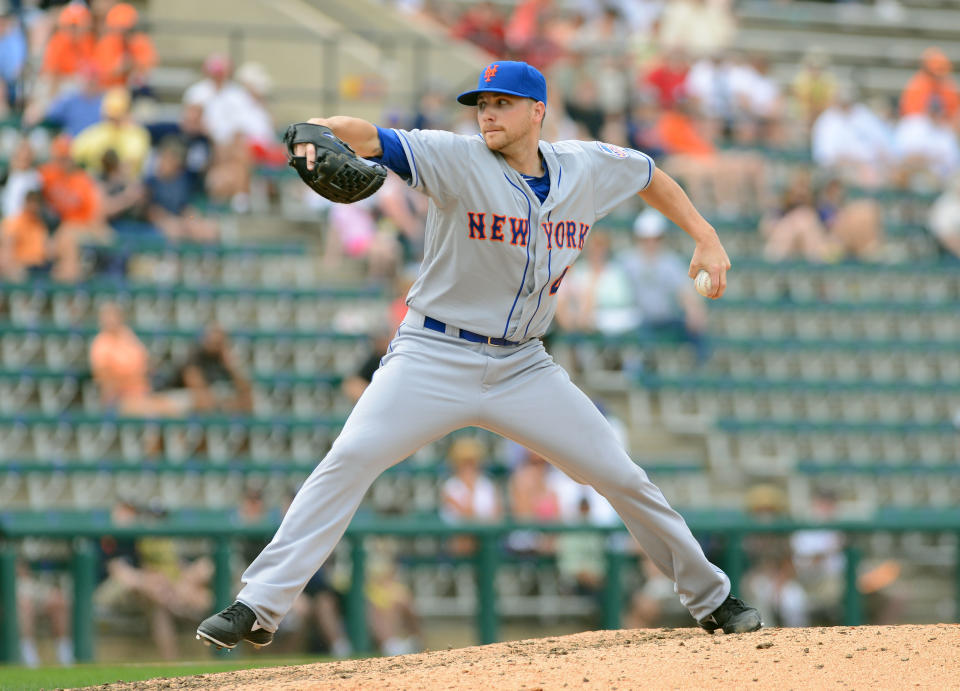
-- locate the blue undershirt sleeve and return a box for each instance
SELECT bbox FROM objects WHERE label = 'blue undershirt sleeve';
[367,126,412,182]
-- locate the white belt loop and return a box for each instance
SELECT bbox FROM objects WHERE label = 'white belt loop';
[404,307,427,329]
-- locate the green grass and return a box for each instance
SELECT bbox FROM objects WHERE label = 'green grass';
[0,657,324,690]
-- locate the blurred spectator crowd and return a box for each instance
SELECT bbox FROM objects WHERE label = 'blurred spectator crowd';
[1,0,957,291]
[406,0,960,266]
[1,1,958,289]
[0,0,293,286]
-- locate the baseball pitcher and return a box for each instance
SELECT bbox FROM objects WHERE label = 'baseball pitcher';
[197,60,761,650]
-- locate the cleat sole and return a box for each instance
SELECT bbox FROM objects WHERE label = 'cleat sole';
[196,630,236,650]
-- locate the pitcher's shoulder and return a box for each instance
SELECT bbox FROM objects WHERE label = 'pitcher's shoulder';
[547,139,594,156]
[463,132,491,148]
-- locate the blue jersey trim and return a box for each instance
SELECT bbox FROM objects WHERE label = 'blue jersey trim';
[522,210,552,338]
[549,143,562,189]
[370,126,412,181]
[638,150,654,190]
[395,129,421,189]
[501,173,533,339]
[380,324,402,367]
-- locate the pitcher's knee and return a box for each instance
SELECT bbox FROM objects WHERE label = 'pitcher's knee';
[322,436,395,476]
[592,462,653,498]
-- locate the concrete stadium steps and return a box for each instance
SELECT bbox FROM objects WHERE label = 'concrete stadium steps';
[708,299,960,342]
[7,276,959,329]
[901,0,960,8]
[698,340,960,384]
[146,0,392,124]
[0,461,709,514]
[641,377,960,431]
[720,260,960,303]
[739,0,960,39]
[736,28,960,71]
[0,281,389,331]
[146,0,486,126]
[0,366,352,417]
[0,324,373,375]
[737,0,960,98]
[709,418,960,473]
[304,0,488,93]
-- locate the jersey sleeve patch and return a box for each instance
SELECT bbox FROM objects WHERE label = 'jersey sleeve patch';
[596,141,629,159]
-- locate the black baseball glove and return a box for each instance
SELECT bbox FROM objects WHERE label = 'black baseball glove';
[283,122,387,204]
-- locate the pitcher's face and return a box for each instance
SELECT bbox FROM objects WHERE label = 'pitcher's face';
[477,93,540,152]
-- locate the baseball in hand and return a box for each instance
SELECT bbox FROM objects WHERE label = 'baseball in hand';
[694,270,712,297]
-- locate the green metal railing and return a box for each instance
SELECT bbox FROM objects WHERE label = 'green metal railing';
[3,511,960,663]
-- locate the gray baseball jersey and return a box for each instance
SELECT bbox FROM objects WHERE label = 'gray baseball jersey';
[397,130,655,340]
[234,131,731,636]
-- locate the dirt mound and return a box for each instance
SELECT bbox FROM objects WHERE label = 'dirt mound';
[88,624,959,690]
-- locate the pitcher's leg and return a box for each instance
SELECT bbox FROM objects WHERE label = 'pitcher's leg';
[481,361,729,621]
[238,342,476,631]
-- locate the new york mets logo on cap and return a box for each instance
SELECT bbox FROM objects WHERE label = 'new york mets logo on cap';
[457,60,548,106]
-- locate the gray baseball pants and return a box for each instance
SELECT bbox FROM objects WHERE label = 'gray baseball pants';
[237,309,730,630]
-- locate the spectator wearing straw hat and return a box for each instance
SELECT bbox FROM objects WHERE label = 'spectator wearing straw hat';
[71,86,151,175]
[440,437,501,555]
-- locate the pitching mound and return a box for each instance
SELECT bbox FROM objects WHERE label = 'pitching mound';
[92,624,958,690]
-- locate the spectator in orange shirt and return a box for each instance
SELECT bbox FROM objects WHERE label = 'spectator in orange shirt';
[656,104,715,158]
[93,3,156,92]
[42,4,95,80]
[40,134,105,227]
[0,190,51,281]
[90,302,185,417]
[900,47,959,120]
[656,100,766,216]
[39,134,111,281]
[31,3,96,115]
[503,0,560,69]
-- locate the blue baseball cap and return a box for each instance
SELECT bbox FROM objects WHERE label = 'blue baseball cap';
[457,60,547,106]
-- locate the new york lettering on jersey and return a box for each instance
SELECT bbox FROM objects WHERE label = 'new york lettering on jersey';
[466,212,589,250]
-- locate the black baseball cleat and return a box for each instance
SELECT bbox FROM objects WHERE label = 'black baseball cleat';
[698,595,763,634]
[196,601,274,650]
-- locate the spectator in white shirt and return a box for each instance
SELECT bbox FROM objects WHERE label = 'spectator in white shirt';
[812,86,894,187]
[440,437,501,555]
[893,100,960,186]
[928,173,960,260]
[1,139,40,219]
[182,54,250,145]
[685,53,739,124]
[683,51,781,147]
[234,61,285,164]
[733,54,784,145]
[183,53,260,210]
